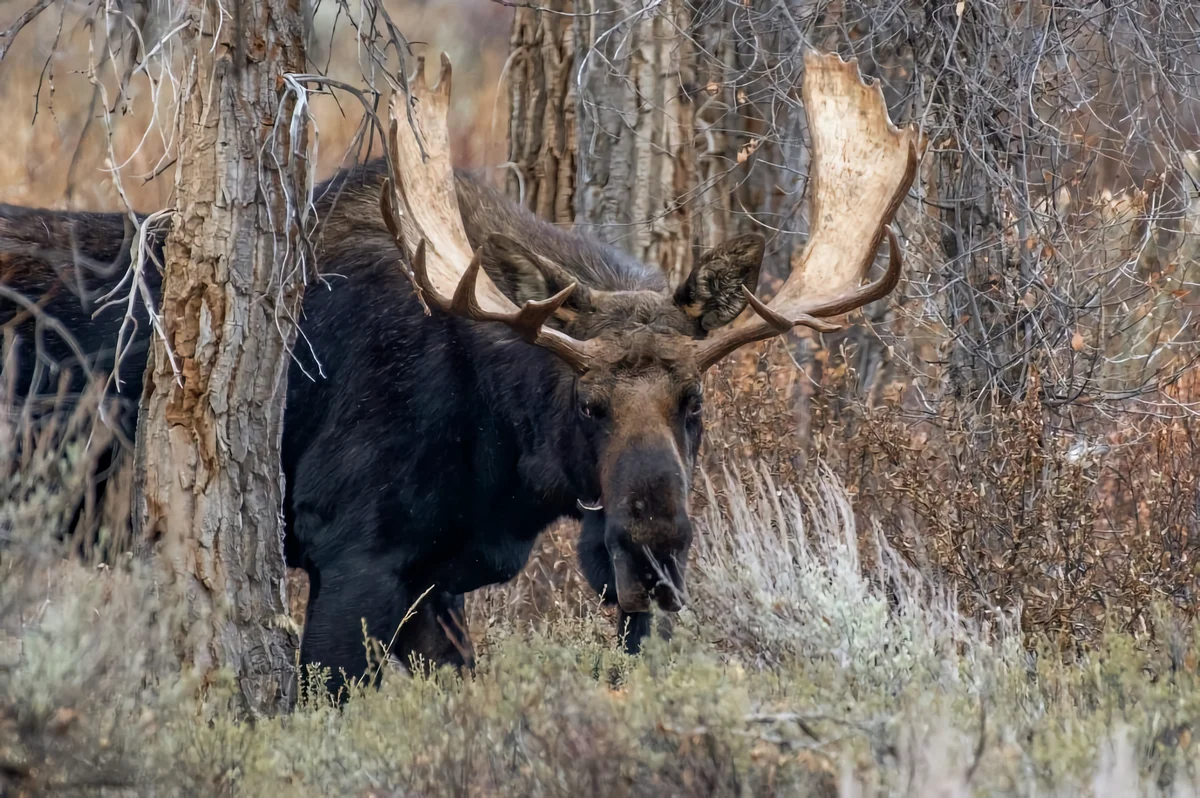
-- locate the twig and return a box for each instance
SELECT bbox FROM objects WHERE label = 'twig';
[0,0,54,63]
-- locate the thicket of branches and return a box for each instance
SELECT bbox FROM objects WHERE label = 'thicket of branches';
[503,0,1200,641]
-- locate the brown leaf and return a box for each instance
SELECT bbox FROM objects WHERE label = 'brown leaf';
[737,138,761,164]
[1071,331,1085,351]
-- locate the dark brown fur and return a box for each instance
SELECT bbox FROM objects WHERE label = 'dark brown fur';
[0,159,766,699]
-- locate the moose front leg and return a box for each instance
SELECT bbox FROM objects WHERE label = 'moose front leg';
[617,609,652,654]
[298,552,413,702]
[402,588,475,675]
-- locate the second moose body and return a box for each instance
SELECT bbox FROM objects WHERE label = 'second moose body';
[0,51,918,698]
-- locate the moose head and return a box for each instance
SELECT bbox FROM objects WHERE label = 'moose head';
[381,50,919,622]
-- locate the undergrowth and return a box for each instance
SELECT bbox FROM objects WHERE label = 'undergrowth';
[3,405,1200,796]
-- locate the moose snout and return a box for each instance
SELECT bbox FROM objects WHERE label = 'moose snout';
[603,440,693,614]
[606,442,690,546]
[607,534,691,614]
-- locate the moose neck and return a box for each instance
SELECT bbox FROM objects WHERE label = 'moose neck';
[465,331,598,515]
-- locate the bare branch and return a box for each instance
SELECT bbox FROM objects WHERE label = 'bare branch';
[0,0,54,63]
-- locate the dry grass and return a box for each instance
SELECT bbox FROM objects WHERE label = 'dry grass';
[2,343,1194,795]
[5,391,1200,794]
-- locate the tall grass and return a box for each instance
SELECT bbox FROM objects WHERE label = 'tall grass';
[2,389,1200,795]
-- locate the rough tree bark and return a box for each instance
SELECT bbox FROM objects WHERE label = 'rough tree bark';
[505,1,824,285]
[576,0,697,285]
[134,0,308,716]
[507,1,578,225]
[509,0,698,286]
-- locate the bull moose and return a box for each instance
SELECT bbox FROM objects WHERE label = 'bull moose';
[0,50,918,697]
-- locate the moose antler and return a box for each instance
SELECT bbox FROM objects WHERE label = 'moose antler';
[382,51,916,376]
[692,51,920,371]
[381,53,603,373]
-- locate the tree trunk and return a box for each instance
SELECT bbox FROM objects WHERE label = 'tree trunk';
[570,0,698,286]
[134,0,308,717]
[507,1,577,225]
[510,1,820,292]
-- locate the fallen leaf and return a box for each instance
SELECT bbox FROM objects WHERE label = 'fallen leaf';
[1071,331,1085,351]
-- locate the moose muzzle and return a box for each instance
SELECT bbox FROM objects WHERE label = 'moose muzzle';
[603,441,693,613]
[608,539,690,613]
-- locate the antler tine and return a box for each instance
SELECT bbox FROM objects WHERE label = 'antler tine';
[695,226,902,370]
[380,180,431,315]
[691,50,919,373]
[446,246,595,370]
[383,192,598,371]
[530,326,601,374]
[382,50,601,372]
[449,249,486,316]
[799,225,905,319]
[506,284,580,342]
[446,248,576,338]
[741,288,841,336]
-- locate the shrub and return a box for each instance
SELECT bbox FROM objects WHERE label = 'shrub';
[4,390,1200,795]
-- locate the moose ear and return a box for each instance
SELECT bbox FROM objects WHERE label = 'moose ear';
[479,234,593,309]
[478,234,551,306]
[673,234,765,331]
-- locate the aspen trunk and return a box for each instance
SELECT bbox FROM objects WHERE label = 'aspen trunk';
[575,0,696,285]
[134,0,308,717]
[507,1,578,225]
[509,0,698,286]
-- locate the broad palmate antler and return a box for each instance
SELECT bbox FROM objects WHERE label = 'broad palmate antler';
[380,54,603,373]
[692,50,919,369]
[382,50,919,372]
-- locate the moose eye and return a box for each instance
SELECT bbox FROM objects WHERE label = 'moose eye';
[578,395,608,422]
